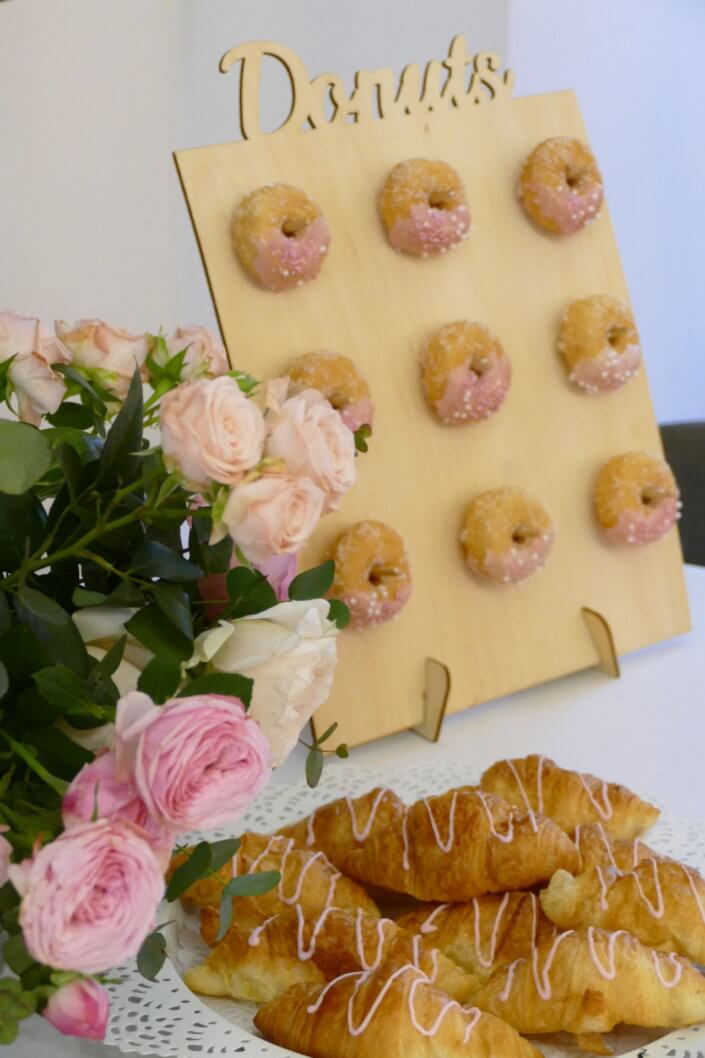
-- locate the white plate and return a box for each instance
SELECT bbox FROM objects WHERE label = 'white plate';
[105,760,705,1058]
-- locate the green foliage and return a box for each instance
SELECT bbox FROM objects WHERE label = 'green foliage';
[136,931,167,982]
[353,423,372,453]
[178,672,253,708]
[138,656,182,703]
[305,747,324,788]
[225,566,277,617]
[0,422,52,494]
[327,599,351,629]
[288,560,335,601]
[216,870,280,942]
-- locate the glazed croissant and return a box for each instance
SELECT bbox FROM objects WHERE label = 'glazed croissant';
[185,905,475,1005]
[541,859,705,965]
[169,832,378,924]
[396,892,557,980]
[574,822,664,873]
[471,927,705,1046]
[342,786,579,900]
[480,754,660,838]
[254,961,543,1058]
[277,787,406,871]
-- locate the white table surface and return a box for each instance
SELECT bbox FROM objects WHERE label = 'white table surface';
[8,563,705,1057]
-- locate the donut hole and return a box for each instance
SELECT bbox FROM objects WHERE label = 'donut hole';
[606,325,629,352]
[470,355,490,378]
[565,167,585,190]
[427,189,456,212]
[511,524,538,547]
[281,216,307,239]
[368,564,398,586]
[641,486,665,508]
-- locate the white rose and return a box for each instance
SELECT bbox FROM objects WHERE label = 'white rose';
[265,384,356,512]
[190,599,339,766]
[55,318,149,399]
[0,310,71,426]
[163,324,229,380]
[160,377,265,490]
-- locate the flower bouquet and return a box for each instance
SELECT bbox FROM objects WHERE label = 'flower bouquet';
[0,312,361,1044]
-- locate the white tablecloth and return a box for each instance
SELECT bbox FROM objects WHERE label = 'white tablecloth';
[8,564,705,1057]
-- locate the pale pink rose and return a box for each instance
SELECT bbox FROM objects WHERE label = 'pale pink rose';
[114,691,271,831]
[163,324,229,380]
[221,474,324,565]
[62,751,173,869]
[197,553,297,622]
[160,377,265,490]
[43,978,109,1040]
[0,310,71,426]
[265,383,356,512]
[0,825,11,886]
[9,820,164,974]
[55,318,149,399]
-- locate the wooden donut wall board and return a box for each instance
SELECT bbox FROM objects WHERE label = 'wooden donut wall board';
[174,37,690,748]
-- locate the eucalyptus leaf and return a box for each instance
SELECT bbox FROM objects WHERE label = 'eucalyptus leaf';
[306,747,324,789]
[18,587,69,628]
[207,838,241,873]
[288,560,335,601]
[315,722,338,746]
[178,672,253,708]
[0,422,52,495]
[215,889,233,943]
[222,870,280,898]
[136,931,167,982]
[165,842,212,902]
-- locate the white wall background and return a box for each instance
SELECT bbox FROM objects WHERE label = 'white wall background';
[0,0,702,422]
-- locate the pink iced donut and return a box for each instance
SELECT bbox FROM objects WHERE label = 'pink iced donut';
[460,487,555,584]
[231,184,330,292]
[378,159,471,257]
[518,138,603,236]
[330,521,411,628]
[287,351,373,434]
[421,321,511,425]
[558,295,641,394]
[594,453,681,545]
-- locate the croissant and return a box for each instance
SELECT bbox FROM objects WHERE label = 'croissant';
[277,787,406,870]
[480,754,660,838]
[342,787,579,900]
[254,961,543,1058]
[574,822,665,873]
[185,905,476,1005]
[471,927,705,1049]
[396,892,557,980]
[169,832,378,924]
[540,859,705,964]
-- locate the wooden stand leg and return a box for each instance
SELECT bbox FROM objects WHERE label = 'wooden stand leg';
[412,657,451,742]
[582,607,620,678]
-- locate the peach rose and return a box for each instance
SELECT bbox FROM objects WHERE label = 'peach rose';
[160,377,265,490]
[265,383,356,512]
[163,324,229,380]
[62,751,173,869]
[220,474,325,565]
[114,691,271,831]
[9,820,164,974]
[43,978,110,1040]
[0,310,71,426]
[55,318,149,399]
[0,825,11,886]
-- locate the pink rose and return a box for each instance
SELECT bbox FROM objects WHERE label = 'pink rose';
[265,383,356,512]
[43,978,109,1040]
[0,310,71,426]
[220,474,324,565]
[197,552,297,622]
[8,820,164,974]
[114,691,271,831]
[0,825,11,886]
[62,751,173,869]
[55,318,149,399]
[160,377,265,490]
[163,324,229,380]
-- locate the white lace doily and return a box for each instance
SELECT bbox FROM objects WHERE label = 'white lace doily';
[104,760,705,1058]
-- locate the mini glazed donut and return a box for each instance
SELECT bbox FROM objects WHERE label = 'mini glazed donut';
[231,184,330,291]
[287,351,373,433]
[558,295,641,394]
[330,520,411,628]
[518,137,603,235]
[421,321,511,425]
[460,487,554,584]
[593,452,680,545]
[378,159,470,257]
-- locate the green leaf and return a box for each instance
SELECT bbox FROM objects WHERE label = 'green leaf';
[353,423,372,453]
[152,583,192,640]
[15,594,89,676]
[288,560,335,601]
[103,580,145,607]
[126,603,192,662]
[2,934,34,976]
[315,722,338,745]
[0,662,7,700]
[33,665,103,720]
[46,401,96,429]
[223,870,280,898]
[327,599,350,630]
[335,743,349,759]
[215,888,233,943]
[137,655,182,703]
[28,727,92,780]
[0,422,52,494]
[0,592,10,637]
[227,369,259,395]
[165,842,212,902]
[89,635,126,683]
[207,838,241,873]
[132,541,202,582]
[18,587,69,628]
[0,493,46,572]
[225,567,277,617]
[53,442,82,499]
[136,931,167,982]
[178,672,253,709]
[306,747,324,789]
[98,368,143,485]
[72,587,108,607]
[3,733,69,795]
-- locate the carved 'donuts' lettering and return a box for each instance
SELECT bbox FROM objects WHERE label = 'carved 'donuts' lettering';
[220,35,513,140]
